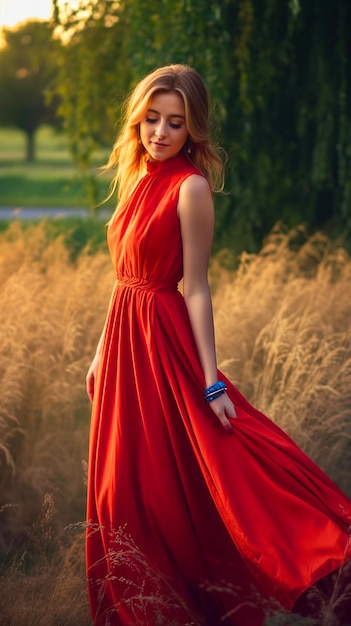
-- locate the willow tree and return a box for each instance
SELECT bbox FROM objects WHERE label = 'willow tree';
[53,0,351,250]
[218,0,351,249]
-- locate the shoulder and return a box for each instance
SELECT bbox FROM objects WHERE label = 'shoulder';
[178,174,213,220]
[179,174,212,205]
[181,172,210,191]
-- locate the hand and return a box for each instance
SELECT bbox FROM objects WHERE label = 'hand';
[209,393,236,433]
[86,352,101,402]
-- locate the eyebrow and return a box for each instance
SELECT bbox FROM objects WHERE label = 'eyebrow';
[147,108,185,119]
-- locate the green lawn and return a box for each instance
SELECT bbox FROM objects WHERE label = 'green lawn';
[0,126,115,210]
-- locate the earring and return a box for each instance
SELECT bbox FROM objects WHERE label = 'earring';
[187,145,191,154]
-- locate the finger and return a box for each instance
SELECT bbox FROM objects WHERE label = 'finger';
[227,404,237,419]
[86,376,94,402]
[218,414,234,433]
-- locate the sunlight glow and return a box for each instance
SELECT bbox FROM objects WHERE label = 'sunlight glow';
[0,0,52,26]
[0,0,77,27]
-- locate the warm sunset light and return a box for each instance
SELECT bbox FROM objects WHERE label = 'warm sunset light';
[0,0,79,28]
[0,0,53,27]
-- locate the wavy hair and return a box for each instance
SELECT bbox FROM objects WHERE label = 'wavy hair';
[104,64,224,209]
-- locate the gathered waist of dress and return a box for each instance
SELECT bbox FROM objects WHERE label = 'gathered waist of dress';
[116,273,178,293]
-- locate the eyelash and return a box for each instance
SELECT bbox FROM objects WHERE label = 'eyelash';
[145,117,183,129]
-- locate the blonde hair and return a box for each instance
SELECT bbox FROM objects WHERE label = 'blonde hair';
[104,64,224,209]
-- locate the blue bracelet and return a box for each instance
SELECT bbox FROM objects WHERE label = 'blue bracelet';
[204,381,227,403]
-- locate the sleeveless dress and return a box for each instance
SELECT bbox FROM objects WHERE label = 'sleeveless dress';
[86,154,351,626]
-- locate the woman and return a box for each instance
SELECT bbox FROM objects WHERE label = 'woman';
[86,64,351,626]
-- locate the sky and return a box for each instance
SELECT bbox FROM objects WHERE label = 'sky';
[0,0,63,27]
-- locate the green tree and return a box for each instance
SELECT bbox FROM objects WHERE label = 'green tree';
[0,20,60,161]
[52,0,133,206]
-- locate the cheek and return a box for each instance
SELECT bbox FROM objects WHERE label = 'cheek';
[178,131,188,147]
[139,125,149,145]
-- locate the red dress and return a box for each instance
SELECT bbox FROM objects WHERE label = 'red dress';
[86,154,351,626]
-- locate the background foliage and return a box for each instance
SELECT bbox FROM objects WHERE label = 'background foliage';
[51,0,351,252]
[0,1,350,252]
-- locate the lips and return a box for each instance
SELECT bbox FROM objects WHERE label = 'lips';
[152,142,168,147]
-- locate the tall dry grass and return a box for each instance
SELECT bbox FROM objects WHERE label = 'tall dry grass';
[0,221,350,625]
[212,225,351,496]
[0,222,114,542]
[0,221,113,624]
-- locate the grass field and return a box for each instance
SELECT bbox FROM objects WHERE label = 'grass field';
[0,125,115,210]
[0,223,350,624]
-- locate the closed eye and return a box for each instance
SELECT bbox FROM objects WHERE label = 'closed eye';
[145,117,183,130]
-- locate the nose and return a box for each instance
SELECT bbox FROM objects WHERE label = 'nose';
[154,119,168,139]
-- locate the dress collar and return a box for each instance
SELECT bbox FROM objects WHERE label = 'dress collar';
[145,153,188,176]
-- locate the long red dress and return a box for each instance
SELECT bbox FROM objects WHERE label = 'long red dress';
[86,154,351,626]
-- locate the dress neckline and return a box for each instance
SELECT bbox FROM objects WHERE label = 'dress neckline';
[145,153,188,176]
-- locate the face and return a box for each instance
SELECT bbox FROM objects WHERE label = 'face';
[139,91,189,162]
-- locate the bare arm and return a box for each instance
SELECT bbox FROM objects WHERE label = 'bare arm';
[178,175,236,432]
[86,332,104,402]
[86,280,116,402]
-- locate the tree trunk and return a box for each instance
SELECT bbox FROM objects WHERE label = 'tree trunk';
[26,130,35,162]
